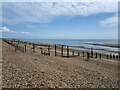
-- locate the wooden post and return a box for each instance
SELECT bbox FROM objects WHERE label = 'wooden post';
[113,54,115,59]
[78,52,80,56]
[110,54,112,59]
[116,55,118,59]
[91,48,93,58]
[55,44,57,56]
[48,45,50,56]
[107,55,109,59]
[87,52,90,61]
[44,50,46,55]
[119,54,120,59]
[99,54,101,59]
[33,44,35,52]
[72,50,74,56]
[67,46,69,57]
[95,52,97,59]
[61,45,64,57]
[83,52,84,57]
[40,47,43,54]
[24,44,26,52]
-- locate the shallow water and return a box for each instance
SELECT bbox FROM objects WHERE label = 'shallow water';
[20,39,119,55]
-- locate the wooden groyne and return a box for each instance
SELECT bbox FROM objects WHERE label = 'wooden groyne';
[3,39,120,61]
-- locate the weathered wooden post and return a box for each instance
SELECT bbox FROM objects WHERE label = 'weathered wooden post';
[95,52,97,59]
[119,53,120,59]
[86,52,90,61]
[78,52,80,56]
[40,47,43,54]
[24,44,26,52]
[110,54,112,59]
[72,50,74,56]
[99,54,101,59]
[91,48,93,58]
[113,54,115,59]
[83,52,84,57]
[48,45,50,56]
[67,46,69,57]
[55,44,57,56]
[61,45,64,57]
[12,39,15,46]
[33,44,35,52]
[116,55,118,59]
[107,55,109,59]
[44,50,46,55]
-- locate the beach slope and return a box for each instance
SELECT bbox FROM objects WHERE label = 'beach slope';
[2,40,118,88]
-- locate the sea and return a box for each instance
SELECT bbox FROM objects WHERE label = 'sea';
[20,39,119,55]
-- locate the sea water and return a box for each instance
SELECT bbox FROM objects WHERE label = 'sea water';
[20,39,119,55]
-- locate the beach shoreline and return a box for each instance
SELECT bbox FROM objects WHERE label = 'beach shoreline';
[83,43,120,48]
[15,38,120,55]
[2,39,119,88]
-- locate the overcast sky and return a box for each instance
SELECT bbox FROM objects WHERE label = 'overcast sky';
[1,1,119,39]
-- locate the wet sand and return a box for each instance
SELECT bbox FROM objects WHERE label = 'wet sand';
[2,39,119,88]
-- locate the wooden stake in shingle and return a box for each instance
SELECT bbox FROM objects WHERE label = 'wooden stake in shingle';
[61,45,64,57]
[78,52,80,56]
[87,52,90,61]
[116,55,118,59]
[33,44,35,52]
[55,44,57,56]
[67,46,69,57]
[91,48,93,58]
[24,44,26,52]
[107,55,109,59]
[83,52,84,57]
[110,54,112,59]
[72,50,74,56]
[99,54,101,59]
[95,52,97,59]
[48,45,50,56]
[113,54,115,59]
[40,47,43,54]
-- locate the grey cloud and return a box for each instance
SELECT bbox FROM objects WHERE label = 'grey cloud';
[2,2,118,25]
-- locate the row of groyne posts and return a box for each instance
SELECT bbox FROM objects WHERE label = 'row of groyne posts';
[4,39,120,60]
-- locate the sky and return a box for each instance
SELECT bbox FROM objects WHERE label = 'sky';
[0,1,119,39]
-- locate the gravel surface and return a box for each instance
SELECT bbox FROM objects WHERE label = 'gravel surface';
[0,39,2,89]
[2,40,118,88]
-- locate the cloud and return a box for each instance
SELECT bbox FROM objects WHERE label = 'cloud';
[0,26,18,33]
[21,32,33,35]
[2,0,119,2]
[0,26,33,35]
[100,15,118,27]
[0,27,10,33]
[2,2,118,25]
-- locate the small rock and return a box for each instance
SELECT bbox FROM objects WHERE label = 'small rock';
[100,84,106,88]
[40,83,44,86]
[41,70,44,73]
[33,69,37,72]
